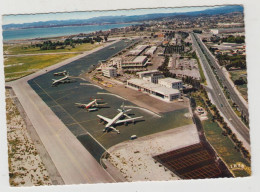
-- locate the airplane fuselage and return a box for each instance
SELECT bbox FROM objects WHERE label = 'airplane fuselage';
[105,111,124,128]
[52,76,68,85]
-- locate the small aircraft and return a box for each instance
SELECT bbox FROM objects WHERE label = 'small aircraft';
[52,73,74,86]
[97,103,143,134]
[53,70,67,76]
[75,99,107,112]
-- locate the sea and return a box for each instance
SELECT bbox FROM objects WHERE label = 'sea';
[2,23,138,41]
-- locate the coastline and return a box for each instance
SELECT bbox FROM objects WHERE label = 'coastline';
[3,22,139,42]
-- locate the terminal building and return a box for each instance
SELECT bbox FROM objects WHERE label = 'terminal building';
[137,70,164,84]
[121,56,148,69]
[145,46,157,56]
[158,78,183,90]
[127,79,180,102]
[110,57,122,69]
[127,45,149,56]
[102,67,117,78]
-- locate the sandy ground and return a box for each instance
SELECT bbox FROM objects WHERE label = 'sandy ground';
[104,124,200,182]
[5,89,52,186]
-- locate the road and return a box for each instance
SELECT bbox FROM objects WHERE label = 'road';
[194,33,249,119]
[5,41,121,184]
[191,33,250,148]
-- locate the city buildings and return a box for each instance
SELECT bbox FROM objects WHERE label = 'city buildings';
[102,67,117,78]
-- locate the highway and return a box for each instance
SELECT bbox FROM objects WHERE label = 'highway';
[193,33,249,119]
[191,33,250,147]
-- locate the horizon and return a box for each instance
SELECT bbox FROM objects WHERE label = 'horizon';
[2,5,229,25]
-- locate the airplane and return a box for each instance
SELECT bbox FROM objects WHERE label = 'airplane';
[52,73,74,86]
[75,99,107,112]
[97,103,143,134]
[53,70,67,76]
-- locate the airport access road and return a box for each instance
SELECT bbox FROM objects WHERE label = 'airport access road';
[194,33,249,119]
[191,33,250,149]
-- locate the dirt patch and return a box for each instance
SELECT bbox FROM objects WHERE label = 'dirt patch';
[5,89,52,186]
[104,124,200,182]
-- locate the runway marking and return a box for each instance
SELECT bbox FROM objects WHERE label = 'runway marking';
[70,108,86,117]
[33,80,108,153]
[124,105,161,118]
[80,83,103,89]
[55,92,74,102]
[97,92,126,100]
[47,85,81,95]
[24,83,92,182]
[65,118,98,126]
[97,132,108,140]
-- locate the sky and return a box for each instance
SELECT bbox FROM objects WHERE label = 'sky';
[2,6,221,25]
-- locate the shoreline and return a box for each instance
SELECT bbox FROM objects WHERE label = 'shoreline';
[3,22,139,43]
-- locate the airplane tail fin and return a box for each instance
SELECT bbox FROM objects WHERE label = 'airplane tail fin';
[120,102,125,111]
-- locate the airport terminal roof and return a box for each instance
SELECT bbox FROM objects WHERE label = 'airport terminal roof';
[159,77,182,84]
[127,78,180,95]
[133,56,147,63]
[145,46,157,54]
[136,70,159,75]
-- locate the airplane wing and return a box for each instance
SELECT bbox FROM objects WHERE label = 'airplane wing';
[97,115,112,123]
[109,126,120,134]
[116,116,143,124]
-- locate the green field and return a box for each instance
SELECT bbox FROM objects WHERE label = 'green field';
[202,119,250,177]
[229,70,248,100]
[3,41,102,81]
[4,54,78,81]
[4,43,100,55]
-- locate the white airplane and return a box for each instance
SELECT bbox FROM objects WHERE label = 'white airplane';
[53,70,67,76]
[52,74,73,86]
[97,103,143,134]
[75,99,107,112]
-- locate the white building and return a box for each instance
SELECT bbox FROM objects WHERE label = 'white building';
[127,79,180,102]
[121,56,148,69]
[137,70,164,84]
[158,78,183,90]
[102,67,117,78]
[110,57,122,69]
[210,28,245,35]
[145,46,157,56]
[128,45,149,56]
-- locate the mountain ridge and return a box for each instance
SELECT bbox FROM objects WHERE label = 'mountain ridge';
[3,5,243,30]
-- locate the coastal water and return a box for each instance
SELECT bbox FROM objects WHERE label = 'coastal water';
[3,23,137,41]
